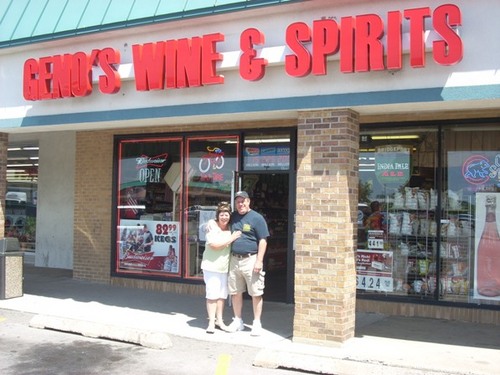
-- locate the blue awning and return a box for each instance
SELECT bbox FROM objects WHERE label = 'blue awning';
[0,0,302,48]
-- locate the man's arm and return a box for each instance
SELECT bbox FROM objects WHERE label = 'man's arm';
[254,238,267,272]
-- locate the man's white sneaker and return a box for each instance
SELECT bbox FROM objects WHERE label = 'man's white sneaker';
[227,318,245,332]
[251,320,262,336]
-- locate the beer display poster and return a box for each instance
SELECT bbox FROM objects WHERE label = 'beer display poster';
[118,219,180,275]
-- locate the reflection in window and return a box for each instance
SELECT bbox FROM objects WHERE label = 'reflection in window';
[357,129,438,299]
[115,137,183,277]
[185,136,239,277]
[357,125,500,307]
[442,126,500,306]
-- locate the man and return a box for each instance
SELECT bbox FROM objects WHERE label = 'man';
[364,201,386,232]
[227,191,270,336]
[142,224,154,253]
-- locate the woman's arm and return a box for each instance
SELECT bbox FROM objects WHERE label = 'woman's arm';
[206,227,241,250]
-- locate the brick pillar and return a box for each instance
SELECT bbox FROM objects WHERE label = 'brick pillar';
[293,109,359,345]
[0,133,7,238]
[73,131,113,282]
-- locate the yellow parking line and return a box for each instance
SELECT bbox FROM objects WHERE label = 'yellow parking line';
[215,353,231,375]
[0,316,6,323]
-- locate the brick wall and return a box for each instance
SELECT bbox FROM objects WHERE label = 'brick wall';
[0,133,7,238]
[293,109,360,345]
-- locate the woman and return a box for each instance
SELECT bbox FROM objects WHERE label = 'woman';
[164,245,178,273]
[201,201,241,333]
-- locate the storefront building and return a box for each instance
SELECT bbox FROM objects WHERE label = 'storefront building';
[1,0,499,345]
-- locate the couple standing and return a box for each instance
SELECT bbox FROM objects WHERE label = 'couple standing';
[200,191,270,336]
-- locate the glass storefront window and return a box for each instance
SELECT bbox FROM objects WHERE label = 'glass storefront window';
[242,131,291,171]
[357,124,500,308]
[5,143,38,251]
[442,125,500,306]
[111,129,293,293]
[357,128,438,299]
[114,137,183,277]
[185,136,239,278]
[113,134,239,280]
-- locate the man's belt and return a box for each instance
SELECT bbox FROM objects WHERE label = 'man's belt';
[231,252,255,259]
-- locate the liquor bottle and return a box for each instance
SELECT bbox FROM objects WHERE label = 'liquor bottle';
[476,195,500,297]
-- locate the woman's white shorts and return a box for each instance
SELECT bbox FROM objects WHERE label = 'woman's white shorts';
[203,270,228,300]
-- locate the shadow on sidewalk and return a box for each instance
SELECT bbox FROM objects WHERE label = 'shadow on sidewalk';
[354,312,500,350]
[22,264,498,349]
[21,264,294,340]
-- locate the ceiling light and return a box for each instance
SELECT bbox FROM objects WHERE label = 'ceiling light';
[371,135,420,140]
[245,138,290,144]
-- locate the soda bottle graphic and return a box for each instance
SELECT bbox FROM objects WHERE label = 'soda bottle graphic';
[477,195,500,297]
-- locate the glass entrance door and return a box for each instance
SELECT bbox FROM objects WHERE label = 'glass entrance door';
[237,172,291,302]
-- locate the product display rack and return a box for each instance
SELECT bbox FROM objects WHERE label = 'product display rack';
[384,187,473,301]
[437,196,474,302]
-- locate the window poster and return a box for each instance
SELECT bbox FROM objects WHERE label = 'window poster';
[356,249,394,292]
[243,144,290,171]
[374,145,411,186]
[473,192,500,301]
[115,137,182,277]
[118,219,180,275]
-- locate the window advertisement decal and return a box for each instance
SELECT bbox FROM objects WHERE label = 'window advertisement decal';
[118,220,179,273]
[243,144,290,171]
[374,145,411,186]
[356,248,394,292]
[474,193,500,301]
[186,136,238,277]
[115,137,182,276]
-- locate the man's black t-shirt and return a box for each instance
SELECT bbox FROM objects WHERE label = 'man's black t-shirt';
[230,209,269,254]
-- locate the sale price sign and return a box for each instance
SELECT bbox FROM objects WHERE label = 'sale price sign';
[356,249,394,292]
[367,230,384,249]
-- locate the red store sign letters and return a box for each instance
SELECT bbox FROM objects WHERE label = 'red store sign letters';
[23,4,463,101]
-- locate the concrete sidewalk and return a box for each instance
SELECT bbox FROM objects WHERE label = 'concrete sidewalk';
[0,265,499,375]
